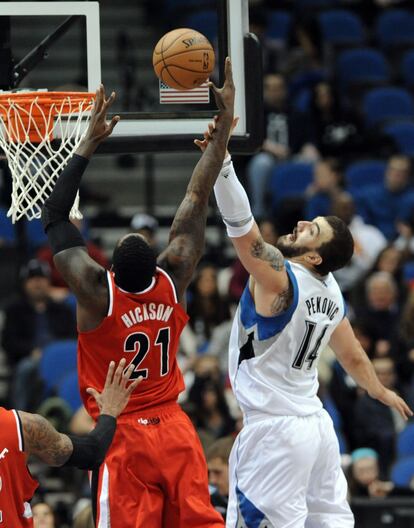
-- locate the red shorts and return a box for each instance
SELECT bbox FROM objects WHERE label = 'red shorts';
[92,402,224,528]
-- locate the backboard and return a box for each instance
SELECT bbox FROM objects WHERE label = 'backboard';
[0,0,263,154]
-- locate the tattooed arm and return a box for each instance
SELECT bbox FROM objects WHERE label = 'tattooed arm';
[231,222,292,316]
[18,412,73,466]
[157,58,235,306]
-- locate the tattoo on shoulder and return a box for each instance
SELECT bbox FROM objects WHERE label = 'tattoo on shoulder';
[270,280,294,315]
[250,237,285,272]
[21,412,72,466]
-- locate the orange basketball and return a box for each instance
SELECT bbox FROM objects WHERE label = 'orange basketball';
[153,28,215,90]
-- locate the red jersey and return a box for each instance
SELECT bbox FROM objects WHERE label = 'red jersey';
[78,267,189,419]
[0,408,38,526]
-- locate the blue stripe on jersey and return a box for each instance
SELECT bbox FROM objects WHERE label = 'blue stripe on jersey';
[342,293,347,319]
[236,487,268,528]
[239,261,299,341]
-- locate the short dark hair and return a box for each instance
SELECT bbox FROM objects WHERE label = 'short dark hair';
[206,436,235,463]
[112,234,156,292]
[314,216,354,276]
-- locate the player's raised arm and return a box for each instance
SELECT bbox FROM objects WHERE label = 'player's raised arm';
[330,317,413,421]
[157,57,235,304]
[196,119,290,315]
[41,85,119,314]
[18,359,142,468]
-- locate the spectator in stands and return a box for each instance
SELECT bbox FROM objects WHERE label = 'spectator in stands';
[371,246,405,305]
[33,502,56,528]
[354,358,404,476]
[188,374,235,440]
[73,500,94,528]
[332,192,387,292]
[329,353,358,451]
[130,212,159,250]
[309,82,362,161]
[187,264,231,352]
[246,73,316,218]
[355,272,399,356]
[2,259,76,410]
[356,155,414,240]
[37,219,108,289]
[394,212,414,260]
[304,158,342,220]
[353,320,376,359]
[249,6,280,74]
[374,246,404,277]
[2,259,76,367]
[206,435,235,521]
[392,292,414,386]
[347,448,394,498]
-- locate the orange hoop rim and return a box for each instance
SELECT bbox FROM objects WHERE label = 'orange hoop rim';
[0,91,96,143]
[0,91,96,105]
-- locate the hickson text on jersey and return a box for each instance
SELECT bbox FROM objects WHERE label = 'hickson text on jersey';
[121,303,174,328]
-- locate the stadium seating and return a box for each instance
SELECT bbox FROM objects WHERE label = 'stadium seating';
[318,10,365,46]
[165,0,214,14]
[25,217,48,251]
[0,207,15,245]
[266,10,292,42]
[293,89,312,112]
[39,339,78,395]
[401,49,414,88]
[58,370,82,413]
[391,456,414,487]
[345,160,386,193]
[336,48,390,90]
[376,9,414,49]
[397,423,414,458]
[269,162,314,209]
[403,262,414,288]
[384,122,414,156]
[295,0,339,7]
[184,10,217,43]
[363,87,414,127]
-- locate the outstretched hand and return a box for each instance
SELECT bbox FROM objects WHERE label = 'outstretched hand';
[84,85,120,144]
[209,56,235,118]
[376,388,413,421]
[86,358,143,418]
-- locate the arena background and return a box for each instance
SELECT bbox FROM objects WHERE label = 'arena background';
[1,0,414,526]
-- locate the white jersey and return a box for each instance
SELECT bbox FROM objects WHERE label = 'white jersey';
[229,261,346,418]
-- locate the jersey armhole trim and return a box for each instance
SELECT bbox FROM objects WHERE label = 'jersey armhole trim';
[12,410,24,452]
[157,267,179,303]
[106,271,114,317]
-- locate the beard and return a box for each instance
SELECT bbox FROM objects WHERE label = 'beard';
[276,235,311,259]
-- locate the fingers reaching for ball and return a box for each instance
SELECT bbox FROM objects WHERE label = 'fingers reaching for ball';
[209,57,235,117]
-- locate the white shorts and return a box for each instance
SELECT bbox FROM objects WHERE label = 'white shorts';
[226,409,354,528]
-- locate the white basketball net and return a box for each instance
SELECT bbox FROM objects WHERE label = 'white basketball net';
[0,92,94,223]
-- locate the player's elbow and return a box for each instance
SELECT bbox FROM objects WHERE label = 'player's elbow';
[338,341,366,370]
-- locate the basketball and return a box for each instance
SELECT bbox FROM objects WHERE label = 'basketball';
[152,28,215,90]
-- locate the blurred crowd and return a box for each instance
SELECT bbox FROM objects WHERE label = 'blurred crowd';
[2,0,414,525]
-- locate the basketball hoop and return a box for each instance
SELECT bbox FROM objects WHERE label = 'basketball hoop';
[0,91,95,222]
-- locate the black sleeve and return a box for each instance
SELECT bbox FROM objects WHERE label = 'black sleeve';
[64,414,116,470]
[41,154,89,254]
[42,154,89,227]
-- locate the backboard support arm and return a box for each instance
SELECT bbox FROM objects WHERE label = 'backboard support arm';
[12,15,82,88]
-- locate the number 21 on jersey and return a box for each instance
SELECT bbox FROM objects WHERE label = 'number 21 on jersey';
[124,327,170,379]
